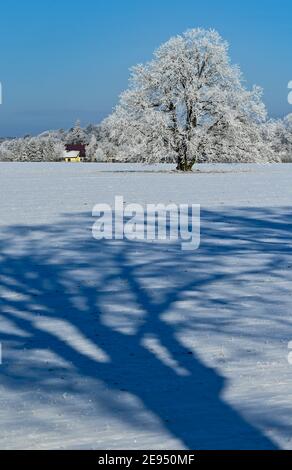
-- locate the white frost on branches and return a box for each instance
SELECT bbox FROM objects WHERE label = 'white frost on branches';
[101,28,279,169]
[0,136,65,162]
[66,120,88,145]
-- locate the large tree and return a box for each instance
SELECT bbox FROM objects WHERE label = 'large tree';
[103,28,274,170]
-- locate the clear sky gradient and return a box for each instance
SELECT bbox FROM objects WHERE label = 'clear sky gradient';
[0,0,291,136]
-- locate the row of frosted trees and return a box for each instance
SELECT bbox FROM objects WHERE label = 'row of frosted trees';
[0,121,102,162]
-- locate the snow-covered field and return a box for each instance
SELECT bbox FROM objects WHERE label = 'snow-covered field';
[1,162,292,449]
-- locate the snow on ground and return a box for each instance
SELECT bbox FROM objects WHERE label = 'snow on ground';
[0,162,292,449]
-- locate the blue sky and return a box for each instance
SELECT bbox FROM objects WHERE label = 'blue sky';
[0,0,291,136]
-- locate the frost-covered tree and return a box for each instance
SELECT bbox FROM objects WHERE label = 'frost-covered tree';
[95,147,107,162]
[103,28,275,170]
[66,119,87,145]
[0,140,14,161]
[281,114,292,161]
[3,138,29,161]
[86,135,98,161]
[0,136,65,162]
[260,115,292,162]
[26,138,43,161]
[40,136,65,161]
[85,123,101,141]
[260,120,285,160]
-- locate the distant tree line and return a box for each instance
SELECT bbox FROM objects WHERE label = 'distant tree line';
[0,120,104,162]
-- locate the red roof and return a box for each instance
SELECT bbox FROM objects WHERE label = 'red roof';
[66,144,86,157]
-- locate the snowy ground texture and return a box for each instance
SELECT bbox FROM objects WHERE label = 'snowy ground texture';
[1,162,292,450]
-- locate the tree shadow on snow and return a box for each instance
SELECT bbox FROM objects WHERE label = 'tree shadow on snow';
[1,206,291,449]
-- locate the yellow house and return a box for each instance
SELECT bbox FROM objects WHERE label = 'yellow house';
[63,150,82,162]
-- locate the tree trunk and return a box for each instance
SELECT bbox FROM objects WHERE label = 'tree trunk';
[176,147,194,171]
[176,158,194,171]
